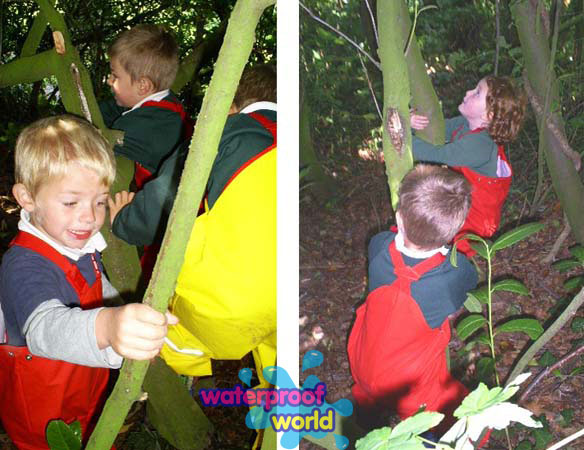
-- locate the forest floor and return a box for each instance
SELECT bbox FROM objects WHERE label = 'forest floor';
[299,149,584,450]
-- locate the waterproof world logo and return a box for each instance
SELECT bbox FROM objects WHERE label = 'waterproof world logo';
[198,350,353,449]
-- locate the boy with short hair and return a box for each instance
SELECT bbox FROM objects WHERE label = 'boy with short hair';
[0,115,177,449]
[100,23,193,278]
[347,164,477,434]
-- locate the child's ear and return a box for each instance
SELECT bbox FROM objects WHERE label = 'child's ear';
[12,184,35,212]
[137,77,155,95]
[395,211,404,233]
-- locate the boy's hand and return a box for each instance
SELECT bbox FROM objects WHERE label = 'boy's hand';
[108,191,135,225]
[96,304,179,360]
[410,113,429,130]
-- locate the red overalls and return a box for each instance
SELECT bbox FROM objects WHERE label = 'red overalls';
[134,99,194,281]
[0,232,109,450]
[450,126,512,257]
[347,239,467,432]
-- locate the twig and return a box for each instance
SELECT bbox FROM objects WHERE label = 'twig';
[506,286,584,385]
[542,213,571,264]
[299,1,381,70]
[363,0,378,48]
[357,52,382,121]
[546,426,584,450]
[523,74,582,171]
[519,344,584,403]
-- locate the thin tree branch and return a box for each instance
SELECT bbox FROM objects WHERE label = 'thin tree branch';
[506,286,584,385]
[363,0,378,47]
[523,73,582,171]
[519,344,584,403]
[357,52,381,121]
[299,1,381,70]
[542,213,571,264]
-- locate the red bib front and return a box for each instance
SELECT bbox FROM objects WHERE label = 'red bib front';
[0,232,110,450]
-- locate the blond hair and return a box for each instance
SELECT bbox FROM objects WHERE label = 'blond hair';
[15,115,116,196]
[397,164,471,249]
[109,24,179,91]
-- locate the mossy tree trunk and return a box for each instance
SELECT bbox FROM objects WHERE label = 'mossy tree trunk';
[377,0,414,209]
[85,0,275,448]
[512,0,584,245]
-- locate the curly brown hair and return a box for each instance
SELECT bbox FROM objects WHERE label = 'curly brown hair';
[397,164,471,250]
[484,76,527,145]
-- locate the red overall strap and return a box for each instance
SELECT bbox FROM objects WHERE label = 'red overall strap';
[11,232,101,307]
[389,240,445,283]
[141,98,194,139]
[222,112,277,194]
[135,97,194,190]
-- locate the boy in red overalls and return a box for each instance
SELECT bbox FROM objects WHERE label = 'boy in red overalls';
[411,76,527,256]
[348,164,478,439]
[0,115,177,449]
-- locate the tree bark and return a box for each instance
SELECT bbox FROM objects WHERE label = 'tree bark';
[512,0,584,245]
[377,0,414,209]
[85,0,275,448]
[396,0,444,146]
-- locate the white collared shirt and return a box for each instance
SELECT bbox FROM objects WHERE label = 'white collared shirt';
[122,89,171,115]
[240,101,277,114]
[394,230,449,259]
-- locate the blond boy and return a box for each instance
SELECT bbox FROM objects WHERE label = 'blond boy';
[0,115,176,449]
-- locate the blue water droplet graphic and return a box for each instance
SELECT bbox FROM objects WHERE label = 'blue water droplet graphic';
[334,434,349,450]
[302,350,324,372]
[238,368,252,386]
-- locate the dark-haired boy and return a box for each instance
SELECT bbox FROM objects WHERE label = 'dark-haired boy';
[348,164,478,435]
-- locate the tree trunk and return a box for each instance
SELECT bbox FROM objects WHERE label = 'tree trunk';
[377,0,414,209]
[85,0,275,448]
[300,86,334,198]
[512,0,584,245]
[396,0,444,146]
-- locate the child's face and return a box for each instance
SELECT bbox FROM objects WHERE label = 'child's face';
[107,58,143,108]
[20,165,109,249]
[458,79,489,125]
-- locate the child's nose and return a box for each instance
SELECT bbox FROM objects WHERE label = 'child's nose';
[80,206,96,223]
[107,75,113,87]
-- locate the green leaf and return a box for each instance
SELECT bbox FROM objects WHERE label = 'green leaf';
[355,427,392,450]
[492,279,529,295]
[491,223,545,253]
[477,357,495,384]
[46,420,82,450]
[538,350,557,367]
[516,440,533,450]
[564,276,584,291]
[551,259,581,273]
[571,317,584,333]
[391,412,444,439]
[471,241,489,259]
[560,408,574,427]
[456,314,487,340]
[470,286,489,304]
[475,333,491,346]
[464,293,483,313]
[569,366,584,376]
[495,319,543,340]
[569,245,584,264]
